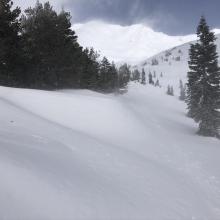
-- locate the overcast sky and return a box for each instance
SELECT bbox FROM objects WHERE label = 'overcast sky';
[13,0,220,35]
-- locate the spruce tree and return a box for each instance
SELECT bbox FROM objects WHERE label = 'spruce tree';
[179,80,186,101]
[148,72,154,85]
[186,43,201,117]
[0,0,22,86]
[187,16,220,137]
[21,1,81,89]
[141,68,146,85]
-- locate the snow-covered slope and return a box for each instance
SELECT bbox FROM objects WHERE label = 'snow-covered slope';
[73,21,197,63]
[138,33,220,93]
[0,84,220,220]
[73,21,220,64]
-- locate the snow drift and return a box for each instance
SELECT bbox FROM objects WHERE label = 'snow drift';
[0,84,220,220]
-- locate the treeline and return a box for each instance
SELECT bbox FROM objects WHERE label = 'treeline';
[0,0,129,92]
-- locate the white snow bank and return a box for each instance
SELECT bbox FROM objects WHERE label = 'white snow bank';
[0,84,219,220]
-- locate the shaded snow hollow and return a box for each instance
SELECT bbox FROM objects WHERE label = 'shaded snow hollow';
[0,83,219,220]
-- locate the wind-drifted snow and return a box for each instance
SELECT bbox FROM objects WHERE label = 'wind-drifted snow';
[0,84,220,220]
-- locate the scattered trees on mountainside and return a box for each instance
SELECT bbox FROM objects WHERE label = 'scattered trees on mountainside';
[0,0,129,93]
[186,16,220,138]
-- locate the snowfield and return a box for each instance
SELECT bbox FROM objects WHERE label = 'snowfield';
[138,33,220,93]
[73,21,196,64]
[0,84,220,220]
[73,21,220,64]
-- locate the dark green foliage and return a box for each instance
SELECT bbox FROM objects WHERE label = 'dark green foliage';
[118,63,130,89]
[21,1,81,89]
[132,69,141,82]
[167,85,174,96]
[97,57,118,92]
[148,72,154,85]
[141,69,146,85]
[155,79,160,87]
[0,0,23,86]
[0,0,125,93]
[179,80,186,101]
[186,16,220,137]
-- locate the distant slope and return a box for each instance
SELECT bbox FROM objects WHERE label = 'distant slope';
[137,33,220,93]
[0,84,220,219]
[73,21,197,63]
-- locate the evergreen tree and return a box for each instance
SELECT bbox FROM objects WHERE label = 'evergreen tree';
[186,43,201,117]
[167,85,174,96]
[141,68,146,85]
[21,1,81,89]
[0,0,23,86]
[132,69,140,82]
[118,63,130,89]
[148,72,154,85]
[179,80,186,101]
[187,16,220,137]
[167,85,171,95]
[155,79,160,87]
[170,86,174,96]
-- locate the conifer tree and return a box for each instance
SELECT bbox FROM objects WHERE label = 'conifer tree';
[187,16,220,137]
[118,63,130,89]
[167,85,171,95]
[186,43,201,117]
[0,0,22,86]
[170,86,174,96]
[141,68,146,85]
[21,1,81,89]
[155,79,160,87]
[179,80,186,101]
[148,72,154,85]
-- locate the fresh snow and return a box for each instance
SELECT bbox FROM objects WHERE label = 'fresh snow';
[138,33,220,93]
[73,21,220,64]
[0,84,220,220]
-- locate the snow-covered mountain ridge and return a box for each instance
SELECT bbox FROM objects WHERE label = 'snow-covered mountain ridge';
[73,20,220,64]
[137,33,220,92]
[73,21,196,63]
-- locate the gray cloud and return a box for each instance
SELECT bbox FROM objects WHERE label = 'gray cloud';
[12,0,220,35]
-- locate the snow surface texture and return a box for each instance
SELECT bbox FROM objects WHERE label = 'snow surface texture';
[73,21,220,64]
[0,84,220,220]
[138,33,220,93]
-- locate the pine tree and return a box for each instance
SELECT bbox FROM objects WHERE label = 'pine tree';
[167,85,174,96]
[132,69,140,82]
[155,79,160,87]
[170,86,174,96]
[21,1,81,89]
[148,72,154,85]
[141,68,146,85]
[187,16,220,137]
[118,63,130,89]
[186,43,201,117]
[167,85,171,95]
[0,0,22,86]
[179,80,186,101]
